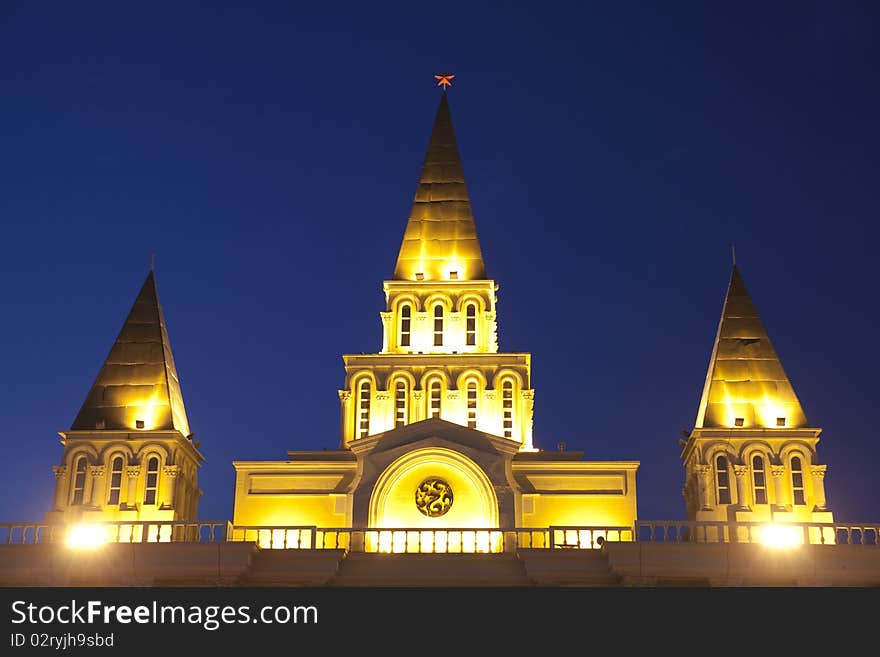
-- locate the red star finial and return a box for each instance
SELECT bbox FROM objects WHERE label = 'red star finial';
[435,73,455,90]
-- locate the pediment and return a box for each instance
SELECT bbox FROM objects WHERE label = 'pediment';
[349,418,520,459]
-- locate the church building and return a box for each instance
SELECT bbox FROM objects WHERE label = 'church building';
[17,85,876,588]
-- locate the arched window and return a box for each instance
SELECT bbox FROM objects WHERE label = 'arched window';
[433,305,444,346]
[429,380,442,419]
[357,380,371,439]
[465,303,477,346]
[71,456,87,505]
[399,304,412,348]
[715,455,731,505]
[502,380,514,439]
[144,456,160,505]
[751,455,767,505]
[394,380,407,429]
[791,456,806,505]
[107,456,124,505]
[466,379,478,429]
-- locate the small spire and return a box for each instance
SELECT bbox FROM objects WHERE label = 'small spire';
[150,251,156,272]
[731,243,736,268]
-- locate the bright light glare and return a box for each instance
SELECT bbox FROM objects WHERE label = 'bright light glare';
[761,524,801,548]
[66,524,108,549]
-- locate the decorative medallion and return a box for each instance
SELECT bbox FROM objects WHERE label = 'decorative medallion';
[415,478,454,517]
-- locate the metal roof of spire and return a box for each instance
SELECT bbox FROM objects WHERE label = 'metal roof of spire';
[694,265,808,430]
[71,271,191,435]
[392,93,486,281]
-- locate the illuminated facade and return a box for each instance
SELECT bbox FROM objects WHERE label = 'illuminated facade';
[9,89,877,586]
[681,265,833,532]
[232,94,639,541]
[45,272,203,527]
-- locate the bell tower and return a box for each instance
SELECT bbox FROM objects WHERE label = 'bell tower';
[681,264,832,530]
[46,271,203,525]
[338,92,535,449]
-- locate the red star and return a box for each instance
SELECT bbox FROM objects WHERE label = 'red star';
[434,74,455,89]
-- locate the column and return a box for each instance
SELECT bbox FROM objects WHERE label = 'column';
[380,311,392,353]
[52,466,68,510]
[771,465,788,509]
[337,390,351,446]
[694,464,712,510]
[446,390,461,425]
[733,465,751,510]
[485,310,498,352]
[125,465,140,508]
[162,465,180,510]
[373,391,390,434]
[86,465,105,507]
[482,390,496,435]
[521,390,535,450]
[810,465,828,511]
[411,390,424,422]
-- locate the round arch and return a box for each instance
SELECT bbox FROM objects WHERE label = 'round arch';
[369,447,498,530]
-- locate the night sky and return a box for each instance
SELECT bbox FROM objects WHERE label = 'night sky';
[2,2,878,525]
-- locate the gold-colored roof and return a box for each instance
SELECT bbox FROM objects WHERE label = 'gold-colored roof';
[393,93,486,281]
[694,265,808,429]
[71,271,191,435]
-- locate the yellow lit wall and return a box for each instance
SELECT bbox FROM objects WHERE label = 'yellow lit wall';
[514,464,639,531]
[232,462,355,528]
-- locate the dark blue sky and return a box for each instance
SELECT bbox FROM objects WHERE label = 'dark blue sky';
[2,1,878,524]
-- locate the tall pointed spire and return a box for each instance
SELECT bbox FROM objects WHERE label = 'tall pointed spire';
[393,93,486,281]
[71,271,191,436]
[694,265,808,429]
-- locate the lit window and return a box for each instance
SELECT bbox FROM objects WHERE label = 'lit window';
[776,417,786,427]
[791,456,806,505]
[734,417,744,427]
[466,380,478,429]
[394,381,407,429]
[449,270,458,280]
[400,304,411,347]
[433,305,444,346]
[429,380,442,419]
[357,380,371,438]
[502,380,514,439]
[107,456,124,505]
[144,457,159,505]
[465,303,477,346]
[752,455,767,505]
[715,455,731,505]
[71,456,87,506]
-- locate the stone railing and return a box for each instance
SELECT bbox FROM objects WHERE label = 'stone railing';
[3,520,877,550]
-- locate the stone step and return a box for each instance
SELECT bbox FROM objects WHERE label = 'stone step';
[330,552,534,587]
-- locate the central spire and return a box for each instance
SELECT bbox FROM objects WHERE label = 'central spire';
[392,93,486,281]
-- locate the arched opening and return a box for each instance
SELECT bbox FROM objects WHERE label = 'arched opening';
[791,456,806,505]
[501,380,514,439]
[715,455,731,505]
[368,448,500,552]
[399,304,411,348]
[465,303,477,346]
[428,379,442,419]
[71,456,88,505]
[433,305,444,346]
[465,379,479,429]
[144,456,160,505]
[751,455,767,505]
[394,380,408,429]
[356,379,371,439]
[107,456,124,505]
